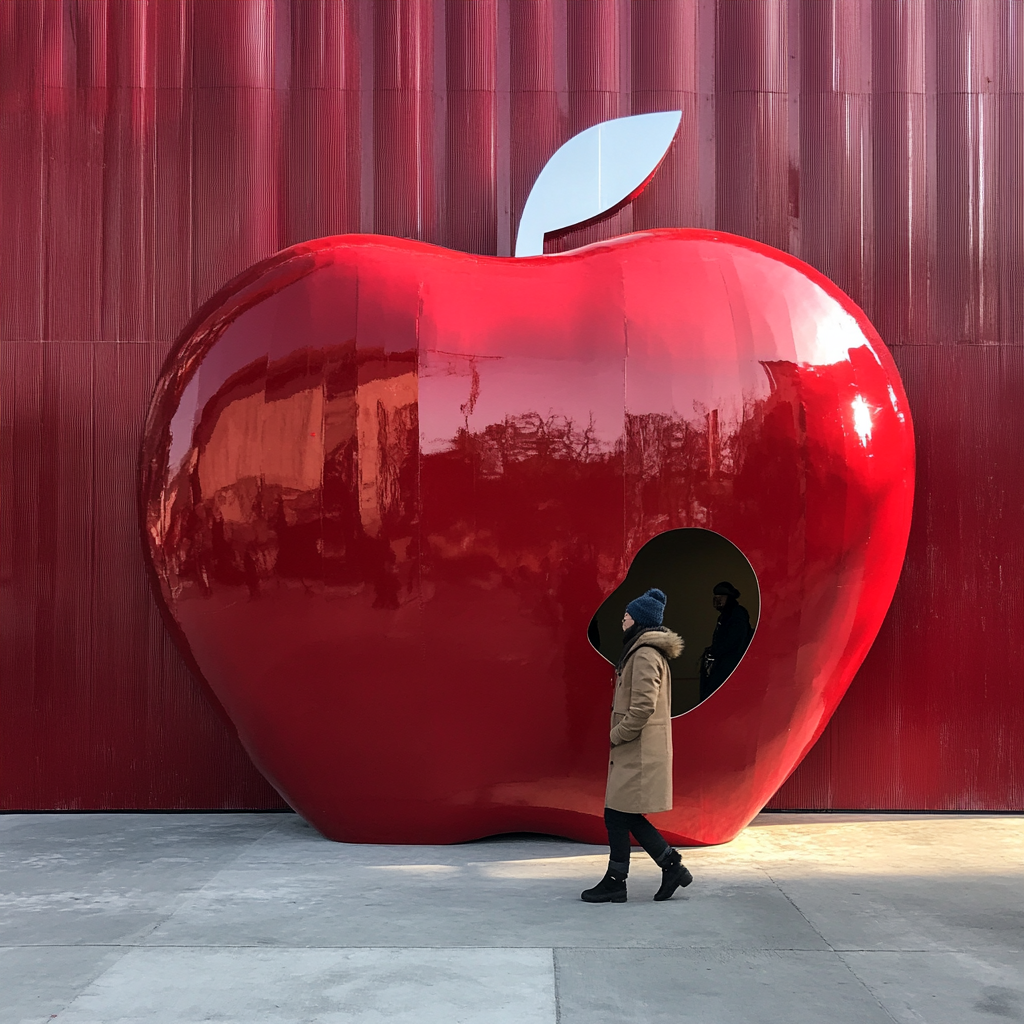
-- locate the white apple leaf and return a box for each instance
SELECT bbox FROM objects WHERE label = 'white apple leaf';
[514,110,682,257]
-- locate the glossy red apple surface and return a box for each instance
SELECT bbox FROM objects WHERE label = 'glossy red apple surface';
[141,229,915,845]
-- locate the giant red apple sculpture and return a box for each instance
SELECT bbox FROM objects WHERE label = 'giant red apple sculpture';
[141,118,914,845]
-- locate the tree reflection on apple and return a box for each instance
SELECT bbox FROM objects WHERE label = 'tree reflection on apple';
[149,339,770,709]
[148,337,848,784]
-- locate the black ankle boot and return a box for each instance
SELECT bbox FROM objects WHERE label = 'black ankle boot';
[653,849,693,901]
[581,869,627,903]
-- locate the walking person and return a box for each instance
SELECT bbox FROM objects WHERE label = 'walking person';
[582,588,694,903]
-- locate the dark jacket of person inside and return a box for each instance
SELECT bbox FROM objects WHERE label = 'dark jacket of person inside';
[699,581,754,700]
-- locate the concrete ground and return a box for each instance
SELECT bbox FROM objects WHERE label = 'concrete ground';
[0,813,1022,1024]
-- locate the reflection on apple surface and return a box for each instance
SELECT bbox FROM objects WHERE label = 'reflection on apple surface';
[141,230,914,847]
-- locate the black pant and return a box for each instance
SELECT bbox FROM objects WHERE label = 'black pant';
[604,807,670,874]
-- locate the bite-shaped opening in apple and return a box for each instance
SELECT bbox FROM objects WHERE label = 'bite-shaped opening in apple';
[587,529,759,715]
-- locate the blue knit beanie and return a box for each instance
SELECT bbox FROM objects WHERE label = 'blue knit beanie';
[626,588,667,629]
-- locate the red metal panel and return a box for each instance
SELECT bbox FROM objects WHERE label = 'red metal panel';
[715,0,790,251]
[16,343,96,806]
[932,1,1002,346]
[100,82,156,341]
[444,0,497,254]
[508,0,566,251]
[553,0,630,250]
[870,0,928,346]
[798,0,871,309]
[285,1,362,245]
[1000,90,1024,346]
[629,0,700,231]
[191,1,280,307]
[43,85,107,342]
[0,19,44,342]
[2,0,1023,814]
[153,67,197,344]
[372,0,437,242]
[771,345,1024,810]
[0,340,284,809]
[1,342,45,804]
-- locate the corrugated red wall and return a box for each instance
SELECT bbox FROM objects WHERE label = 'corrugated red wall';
[2,0,1022,812]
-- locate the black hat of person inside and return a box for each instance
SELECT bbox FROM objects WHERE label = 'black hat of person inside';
[713,581,740,600]
[626,588,667,629]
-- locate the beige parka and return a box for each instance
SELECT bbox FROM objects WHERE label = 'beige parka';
[605,628,684,814]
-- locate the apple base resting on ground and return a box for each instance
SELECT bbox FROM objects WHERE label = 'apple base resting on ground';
[140,229,915,845]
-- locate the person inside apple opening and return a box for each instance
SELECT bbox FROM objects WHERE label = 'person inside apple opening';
[582,588,693,904]
[699,581,754,701]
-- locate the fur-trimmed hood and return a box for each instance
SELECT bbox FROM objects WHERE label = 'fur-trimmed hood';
[622,627,684,664]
